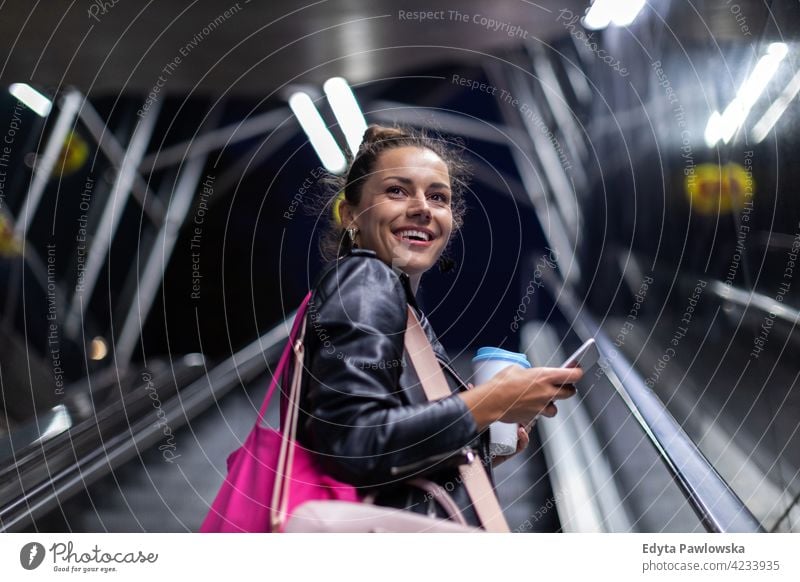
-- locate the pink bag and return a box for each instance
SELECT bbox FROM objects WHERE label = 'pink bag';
[199,292,360,533]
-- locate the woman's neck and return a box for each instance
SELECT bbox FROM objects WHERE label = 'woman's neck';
[408,273,421,295]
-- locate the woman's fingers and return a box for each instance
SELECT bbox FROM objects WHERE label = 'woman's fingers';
[535,367,582,402]
[486,365,582,426]
[540,402,558,417]
[540,366,584,385]
[551,384,578,400]
[516,426,529,453]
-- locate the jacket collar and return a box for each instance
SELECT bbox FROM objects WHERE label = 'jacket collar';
[347,248,421,311]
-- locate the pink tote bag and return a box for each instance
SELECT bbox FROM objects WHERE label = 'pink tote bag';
[199,292,360,533]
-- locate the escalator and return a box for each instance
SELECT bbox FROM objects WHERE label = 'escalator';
[2,0,799,536]
[0,316,290,532]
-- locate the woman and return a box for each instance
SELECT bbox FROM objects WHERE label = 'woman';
[298,125,581,528]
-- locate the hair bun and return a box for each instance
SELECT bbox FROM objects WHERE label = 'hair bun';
[360,124,409,148]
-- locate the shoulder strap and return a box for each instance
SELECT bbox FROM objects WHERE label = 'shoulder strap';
[258,291,313,423]
[404,307,510,533]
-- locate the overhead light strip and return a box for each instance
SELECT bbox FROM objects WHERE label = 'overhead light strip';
[9,83,52,117]
[705,43,788,147]
[583,0,646,30]
[288,91,347,174]
[324,77,367,156]
[751,68,800,143]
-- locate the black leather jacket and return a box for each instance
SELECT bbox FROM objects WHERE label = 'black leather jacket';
[297,248,494,527]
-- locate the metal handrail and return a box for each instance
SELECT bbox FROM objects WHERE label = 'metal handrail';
[543,271,764,533]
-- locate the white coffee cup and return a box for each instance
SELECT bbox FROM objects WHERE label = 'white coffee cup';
[472,347,532,457]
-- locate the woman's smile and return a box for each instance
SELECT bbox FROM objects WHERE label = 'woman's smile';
[391,226,437,247]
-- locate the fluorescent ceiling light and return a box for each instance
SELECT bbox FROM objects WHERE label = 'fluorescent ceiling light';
[9,83,52,117]
[324,77,367,156]
[704,43,789,147]
[582,0,612,30]
[289,91,347,174]
[751,68,800,143]
[704,111,724,147]
[583,0,645,30]
[610,0,646,26]
[737,43,787,108]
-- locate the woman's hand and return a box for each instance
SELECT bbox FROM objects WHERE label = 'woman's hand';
[464,382,533,467]
[493,424,531,467]
[459,366,582,432]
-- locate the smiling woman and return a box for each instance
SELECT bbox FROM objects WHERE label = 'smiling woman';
[293,124,580,530]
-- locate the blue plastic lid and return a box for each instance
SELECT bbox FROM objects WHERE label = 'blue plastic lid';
[472,347,531,368]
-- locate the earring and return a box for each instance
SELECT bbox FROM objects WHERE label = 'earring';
[347,227,359,247]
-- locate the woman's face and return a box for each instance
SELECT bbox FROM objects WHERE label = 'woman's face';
[341,146,454,276]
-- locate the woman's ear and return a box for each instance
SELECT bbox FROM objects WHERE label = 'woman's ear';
[339,198,357,230]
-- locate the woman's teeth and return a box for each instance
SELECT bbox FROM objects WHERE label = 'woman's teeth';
[395,229,431,241]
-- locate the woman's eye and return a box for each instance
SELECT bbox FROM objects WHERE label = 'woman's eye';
[430,193,450,204]
[387,186,405,196]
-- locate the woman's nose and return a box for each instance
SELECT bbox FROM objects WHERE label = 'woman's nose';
[407,194,431,220]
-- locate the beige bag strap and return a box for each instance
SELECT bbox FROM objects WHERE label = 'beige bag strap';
[270,314,308,531]
[404,307,511,533]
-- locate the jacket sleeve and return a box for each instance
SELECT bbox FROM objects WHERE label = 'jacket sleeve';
[301,255,479,487]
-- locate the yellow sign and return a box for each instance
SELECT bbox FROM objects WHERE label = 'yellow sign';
[0,213,21,256]
[53,130,89,177]
[685,163,753,215]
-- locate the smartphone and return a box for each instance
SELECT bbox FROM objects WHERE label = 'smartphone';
[524,339,600,432]
[561,338,599,371]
